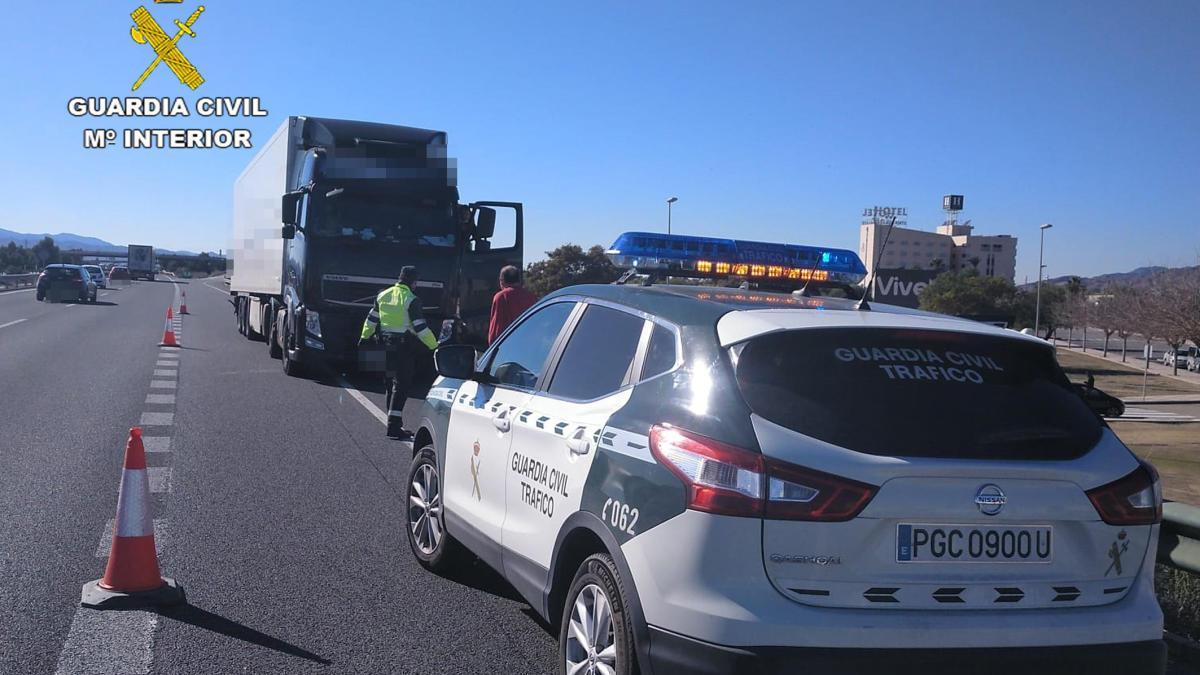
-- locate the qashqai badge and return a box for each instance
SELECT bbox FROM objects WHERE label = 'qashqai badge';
[974,484,1006,516]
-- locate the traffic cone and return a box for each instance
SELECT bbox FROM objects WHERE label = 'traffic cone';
[161,307,178,347]
[81,428,184,609]
[179,289,189,315]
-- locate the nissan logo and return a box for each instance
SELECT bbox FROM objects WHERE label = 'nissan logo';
[974,484,1007,516]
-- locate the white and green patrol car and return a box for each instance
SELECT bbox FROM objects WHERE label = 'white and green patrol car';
[403,238,1165,675]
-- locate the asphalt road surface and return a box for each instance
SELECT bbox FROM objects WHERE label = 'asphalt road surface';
[0,278,555,675]
[0,279,1191,674]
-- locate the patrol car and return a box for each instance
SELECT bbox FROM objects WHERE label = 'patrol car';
[405,233,1165,675]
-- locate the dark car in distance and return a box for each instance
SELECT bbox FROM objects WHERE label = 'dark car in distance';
[36,264,97,303]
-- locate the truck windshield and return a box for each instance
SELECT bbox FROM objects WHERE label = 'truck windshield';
[307,189,457,247]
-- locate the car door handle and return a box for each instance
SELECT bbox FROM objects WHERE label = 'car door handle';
[492,408,511,432]
[566,426,592,456]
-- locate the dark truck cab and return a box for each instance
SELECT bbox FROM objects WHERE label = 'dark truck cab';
[231,117,521,376]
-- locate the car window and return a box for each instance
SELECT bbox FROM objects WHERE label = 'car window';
[486,302,575,390]
[733,327,1102,461]
[548,305,645,400]
[641,323,678,380]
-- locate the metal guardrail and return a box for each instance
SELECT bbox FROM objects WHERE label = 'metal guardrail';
[1159,502,1200,574]
[0,273,38,291]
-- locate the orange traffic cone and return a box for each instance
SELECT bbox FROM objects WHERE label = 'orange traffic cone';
[179,289,189,315]
[81,428,184,608]
[161,307,178,347]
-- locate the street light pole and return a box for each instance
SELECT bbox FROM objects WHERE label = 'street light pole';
[666,197,678,235]
[1034,223,1053,337]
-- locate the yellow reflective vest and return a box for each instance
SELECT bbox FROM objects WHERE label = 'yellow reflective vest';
[360,283,437,350]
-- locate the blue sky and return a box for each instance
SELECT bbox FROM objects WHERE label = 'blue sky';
[0,1,1196,281]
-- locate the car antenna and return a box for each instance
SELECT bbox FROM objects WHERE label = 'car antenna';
[855,215,897,311]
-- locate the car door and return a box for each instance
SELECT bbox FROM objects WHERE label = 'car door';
[502,302,650,587]
[443,300,579,569]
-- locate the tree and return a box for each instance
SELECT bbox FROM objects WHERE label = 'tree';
[919,270,1020,319]
[31,237,61,267]
[524,244,620,297]
[1091,292,1120,357]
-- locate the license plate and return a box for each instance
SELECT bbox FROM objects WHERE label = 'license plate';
[896,524,1052,563]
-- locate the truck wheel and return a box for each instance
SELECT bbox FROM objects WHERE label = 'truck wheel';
[559,553,635,675]
[268,308,282,359]
[406,446,463,572]
[236,299,247,336]
[281,320,305,377]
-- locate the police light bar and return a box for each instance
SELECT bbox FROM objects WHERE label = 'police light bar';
[606,232,867,285]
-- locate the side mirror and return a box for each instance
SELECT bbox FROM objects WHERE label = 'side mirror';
[281,191,302,226]
[281,224,296,240]
[435,344,478,380]
[474,206,496,240]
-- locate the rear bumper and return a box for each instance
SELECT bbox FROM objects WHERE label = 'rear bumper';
[647,627,1166,675]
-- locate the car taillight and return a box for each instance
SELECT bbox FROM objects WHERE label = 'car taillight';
[764,459,877,521]
[1087,462,1162,526]
[650,426,764,516]
[649,425,878,521]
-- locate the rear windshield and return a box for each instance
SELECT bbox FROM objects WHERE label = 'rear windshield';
[733,327,1102,460]
[45,268,80,279]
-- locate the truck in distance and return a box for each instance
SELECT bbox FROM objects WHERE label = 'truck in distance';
[228,116,522,376]
[127,245,156,281]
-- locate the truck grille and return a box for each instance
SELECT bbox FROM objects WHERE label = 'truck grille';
[319,274,443,311]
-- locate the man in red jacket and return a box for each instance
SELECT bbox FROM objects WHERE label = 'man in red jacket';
[487,265,536,345]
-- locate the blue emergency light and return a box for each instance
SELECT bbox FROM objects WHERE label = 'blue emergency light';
[606,232,867,285]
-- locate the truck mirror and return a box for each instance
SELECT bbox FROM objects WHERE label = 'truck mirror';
[281,224,296,240]
[474,207,496,240]
[434,344,477,380]
[281,192,302,225]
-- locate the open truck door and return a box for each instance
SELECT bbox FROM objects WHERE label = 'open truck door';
[443,201,524,348]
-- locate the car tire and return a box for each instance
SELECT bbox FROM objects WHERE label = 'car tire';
[36,291,44,301]
[406,446,463,572]
[559,553,636,675]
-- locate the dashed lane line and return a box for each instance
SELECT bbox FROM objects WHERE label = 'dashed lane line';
[142,436,171,453]
[139,412,174,426]
[336,376,388,425]
[145,394,176,404]
[150,380,176,389]
[54,610,157,675]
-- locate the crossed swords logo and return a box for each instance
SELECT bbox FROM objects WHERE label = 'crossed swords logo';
[470,441,482,501]
[129,5,206,91]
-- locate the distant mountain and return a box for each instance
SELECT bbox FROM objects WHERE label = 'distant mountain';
[1022,265,1197,290]
[0,228,202,256]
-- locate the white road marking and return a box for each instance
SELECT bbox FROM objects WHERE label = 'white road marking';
[336,376,387,425]
[145,394,176,404]
[54,609,157,675]
[154,360,175,367]
[138,412,174,426]
[1117,407,1199,423]
[1,288,35,294]
[148,467,172,493]
[94,518,169,558]
[150,380,176,389]
[0,319,27,329]
[153,369,178,378]
[142,436,171,453]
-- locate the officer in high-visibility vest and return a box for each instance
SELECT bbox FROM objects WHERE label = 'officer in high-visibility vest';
[359,266,438,439]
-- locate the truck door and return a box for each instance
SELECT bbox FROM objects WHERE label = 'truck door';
[442,300,578,568]
[454,202,523,344]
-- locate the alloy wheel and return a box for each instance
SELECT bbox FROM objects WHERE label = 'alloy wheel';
[565,583,617,675]
[409,463,442,555]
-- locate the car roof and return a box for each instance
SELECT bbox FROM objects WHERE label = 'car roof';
[544,283,1046,347]
[44,264,82,269]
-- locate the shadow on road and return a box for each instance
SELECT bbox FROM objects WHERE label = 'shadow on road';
[155,602,331,665]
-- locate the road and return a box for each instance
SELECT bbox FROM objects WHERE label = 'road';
[0,280,1192,674]
[0,278,555,675]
